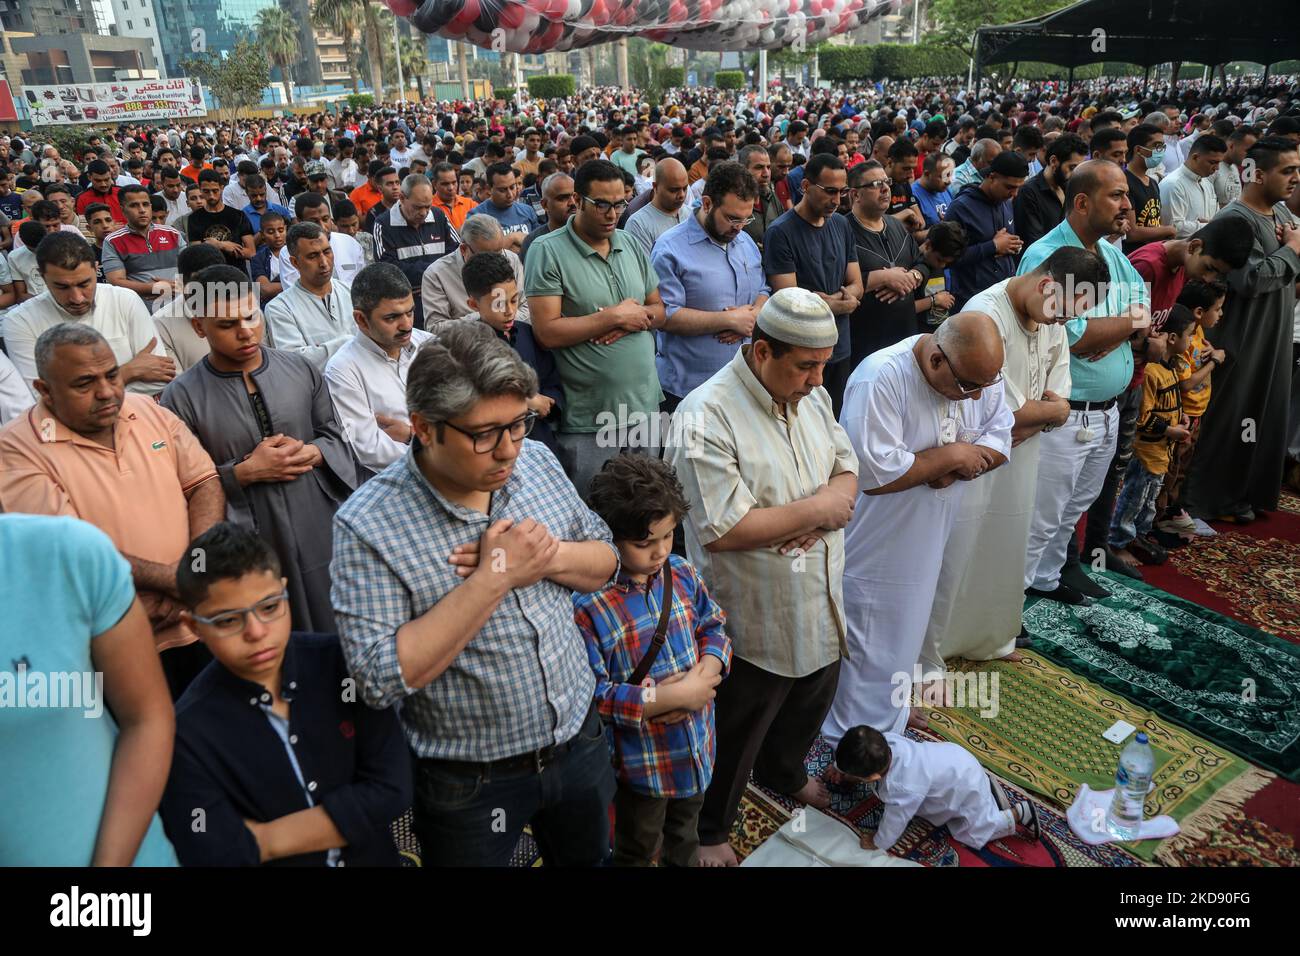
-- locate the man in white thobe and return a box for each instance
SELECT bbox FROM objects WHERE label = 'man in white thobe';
[922,249,1106,670]
[263,222,354,369]
[822,312,1013,744]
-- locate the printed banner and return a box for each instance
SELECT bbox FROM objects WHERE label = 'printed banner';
[20,78,205,126]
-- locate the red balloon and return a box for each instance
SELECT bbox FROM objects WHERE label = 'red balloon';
[545,0,568,18]
[499,4,527,28]
[384,0,419,16]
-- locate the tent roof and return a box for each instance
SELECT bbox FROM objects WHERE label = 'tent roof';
[975,0,1300,69]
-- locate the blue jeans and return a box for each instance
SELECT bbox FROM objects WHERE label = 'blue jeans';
[411,705,616,866]
[1109,457,1165,549]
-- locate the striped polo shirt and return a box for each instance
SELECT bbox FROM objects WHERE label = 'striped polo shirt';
[101,222,185,300]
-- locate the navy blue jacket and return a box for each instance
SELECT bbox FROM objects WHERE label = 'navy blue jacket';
[160,633,412,867]
[946,183,1018,308]
[501,321,563,455]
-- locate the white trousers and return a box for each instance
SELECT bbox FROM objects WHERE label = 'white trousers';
[1024,406,1118,591]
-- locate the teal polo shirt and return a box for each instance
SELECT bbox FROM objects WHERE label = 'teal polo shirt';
[1017,220,1150,402]
[524,220,662,433]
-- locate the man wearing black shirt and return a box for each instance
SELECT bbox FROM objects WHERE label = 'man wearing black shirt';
[1013,133,1088,249]
[1123,123,1176,255]
[188,169,256,270]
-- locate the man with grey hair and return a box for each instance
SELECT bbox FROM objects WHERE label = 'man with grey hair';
[520,172,576,262]
[0,321,224,694]
[668,287,859,866]
[951,138,1001,195]
[420,213,528,329]
[331,320,620,866]
[624,157,690,256]
[325,262,434,472]
[823,312,1012,745]
[373,172,456,330]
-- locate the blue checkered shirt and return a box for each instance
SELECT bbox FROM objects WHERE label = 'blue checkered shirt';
[330,438,617,761]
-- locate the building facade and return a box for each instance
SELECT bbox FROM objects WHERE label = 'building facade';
[153,0,321,87]
[0,0,97,35]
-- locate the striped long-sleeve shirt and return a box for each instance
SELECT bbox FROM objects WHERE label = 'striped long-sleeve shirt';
[573,554,731,798]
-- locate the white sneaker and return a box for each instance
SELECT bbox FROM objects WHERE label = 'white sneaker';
[1156,512,1197,536]
[1191,518,1218,537]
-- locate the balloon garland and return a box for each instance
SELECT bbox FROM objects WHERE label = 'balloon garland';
[383,0,896,54]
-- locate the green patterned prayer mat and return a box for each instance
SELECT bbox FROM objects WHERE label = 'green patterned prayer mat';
[1023,571,1300,782]
[923,651,1272,863]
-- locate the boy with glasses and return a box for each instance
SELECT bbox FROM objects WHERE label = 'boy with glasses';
[160,522,411,866]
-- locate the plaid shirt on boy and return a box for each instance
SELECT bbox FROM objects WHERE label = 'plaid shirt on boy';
[573,554,731,799]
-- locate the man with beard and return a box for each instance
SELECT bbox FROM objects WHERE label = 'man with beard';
[741,144,783,252]
[4,232,173,395]
[1014,133,1089,249]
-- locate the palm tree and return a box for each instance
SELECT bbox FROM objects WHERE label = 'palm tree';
[314,0,386,102]
[255,4,301,106]
[399,35,428,100]
[311,0,363,94]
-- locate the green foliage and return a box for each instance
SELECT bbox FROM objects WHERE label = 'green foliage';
[820,45,876,81]
[715,70,745,90]
[346,92,375,110]
[183,38,268,121]
[930,0,1075,57]
[527,74,576,99]
[660,66,685,88]
[819,44,966,81]
[496,87,516,101]
[31,126,95,158]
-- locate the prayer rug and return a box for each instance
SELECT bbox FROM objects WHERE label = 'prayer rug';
[1024,573,1300,782]
[919,651,1273,863]
[1134,490,1300,644]
[733,734,1142,867]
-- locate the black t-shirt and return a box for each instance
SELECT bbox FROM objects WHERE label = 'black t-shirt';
[1123,169,1162,256]
[187,206,254,268]
[888,182,919,218]
[762,208,857,364]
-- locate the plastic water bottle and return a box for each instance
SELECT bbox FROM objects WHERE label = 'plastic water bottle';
[1107,732,1154,840]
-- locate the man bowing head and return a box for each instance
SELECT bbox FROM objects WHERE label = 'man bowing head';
[822,312,1014,747]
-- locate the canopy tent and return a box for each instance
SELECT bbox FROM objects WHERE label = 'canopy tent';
[974,0,1300,86]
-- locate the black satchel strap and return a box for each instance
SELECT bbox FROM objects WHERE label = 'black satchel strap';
[628,562,674,687]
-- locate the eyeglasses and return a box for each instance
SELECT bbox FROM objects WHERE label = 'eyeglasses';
[718,210,756,227]
[191,591,290,636]
[581,195,630,215]
[937,342,1002,396]
[441,410,538,453]
[859,178,893,191]
[809,182,848,198]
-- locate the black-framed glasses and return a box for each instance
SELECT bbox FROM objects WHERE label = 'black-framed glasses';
[441,410,538,453]
[859,178,893,191]
[191,591,289,637]
[936,342,1002,395]
[581,195,629,215]
[809,182,848,198]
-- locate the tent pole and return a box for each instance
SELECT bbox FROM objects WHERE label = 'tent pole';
[1067,65,1074,91]
[972,31,982,101]
[1263,62,1271,86]
[1143,65,1150,96]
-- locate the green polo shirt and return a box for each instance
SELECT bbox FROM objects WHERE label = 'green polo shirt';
[1017,219,1150,402]
[524,220,662,433]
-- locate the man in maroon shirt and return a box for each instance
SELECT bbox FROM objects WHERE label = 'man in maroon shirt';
[75,159,124,223]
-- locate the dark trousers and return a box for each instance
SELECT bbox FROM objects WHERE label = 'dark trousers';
[1067,381,1142,565]
[160,640,213,701]
[698,656,841,847]
[613,784,705,867]
[411,705,616,866]
[823,357,851,420]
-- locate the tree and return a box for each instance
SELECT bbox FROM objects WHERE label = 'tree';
[255,4,301,106]
[314,0,386,101]
[930,0,1073,88]
[527,75,575,99]
[183,38,269,124]
[312,0,363,94]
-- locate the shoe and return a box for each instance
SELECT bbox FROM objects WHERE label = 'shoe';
[1216,507,1256,524]
[1021,801,1042,842]
[1128,535,1168,565]
[1151,529,1190,550]
[1156,511,1197,536]
[987,770,1012,812]
[1026,583,1095,606]
[1191,517,1218,537]
[1015,627,1032,648]
[1060,561,1112,596]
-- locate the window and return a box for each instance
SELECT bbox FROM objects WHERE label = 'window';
[144,17,150,26]
[127,20,133,29]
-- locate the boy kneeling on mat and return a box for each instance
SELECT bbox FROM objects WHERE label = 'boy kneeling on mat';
[573,454,732,866]
[832,725,1040,852]
[160,522,412,866]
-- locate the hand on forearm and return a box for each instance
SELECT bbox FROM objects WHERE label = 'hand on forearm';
[866,444,965,496]
[247,806,347,863]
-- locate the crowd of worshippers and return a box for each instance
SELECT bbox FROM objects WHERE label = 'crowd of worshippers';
[2,97,1299,869]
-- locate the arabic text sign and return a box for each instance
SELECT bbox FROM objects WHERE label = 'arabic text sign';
[23,78,206,125]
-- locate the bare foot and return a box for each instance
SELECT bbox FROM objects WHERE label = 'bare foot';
[824,764,847,786]
[919,679,952,708]
[907,708,930,731]
[1000,650,1024,662]
[790,775,832,809]
[697,842,738,867]
[1109,548,1141,572]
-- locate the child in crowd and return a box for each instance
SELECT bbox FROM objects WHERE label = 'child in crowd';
[831,724,1039,852]
[160,522,412,867]
[1109,305,1197,565]
[333,198,375,265]
[84,201,116,284]
[1156,280,1227,539]
[250,210,288,304]
[462,250,563,454]
[916,220,967,326]
[574,454,732,867]
[150,193,170,225]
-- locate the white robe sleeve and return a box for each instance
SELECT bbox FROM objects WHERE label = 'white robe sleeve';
[851,365,916,489]
[875,785,926,852]
[121,291,169,396]
[1046,325,1072,399]
[972,381,1014,458]
[322,354,407,473]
